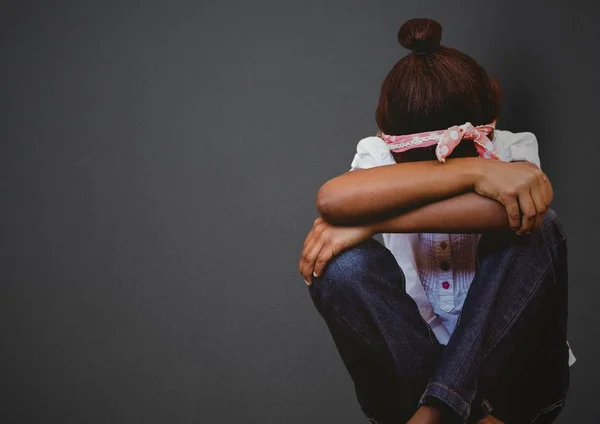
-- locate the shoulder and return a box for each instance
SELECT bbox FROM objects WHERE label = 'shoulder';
[350,136,396,170]
[493,129,541,168]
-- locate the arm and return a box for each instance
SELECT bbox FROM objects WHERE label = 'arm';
[299,194,508,285]
[318,158,552,233]
[301,194,512,284]
[317,157,479,226]
[369,192,510,234]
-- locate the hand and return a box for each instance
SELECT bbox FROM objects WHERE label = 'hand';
[473,160,553,234]
[299,217,375,285]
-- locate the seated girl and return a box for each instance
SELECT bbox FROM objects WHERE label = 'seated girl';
[299,18,573,424]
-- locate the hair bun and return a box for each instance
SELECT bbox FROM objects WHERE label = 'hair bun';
[398,18,442,53]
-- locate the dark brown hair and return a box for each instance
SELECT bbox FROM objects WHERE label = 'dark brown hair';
[376,18,501,162]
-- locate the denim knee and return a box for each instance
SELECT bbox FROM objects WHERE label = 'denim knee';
[522,208,567,277]
[310,238,398,302]
[538,208,567,248]
[479,208,566,256]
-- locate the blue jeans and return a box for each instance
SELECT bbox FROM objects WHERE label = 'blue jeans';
[308,210,570,424]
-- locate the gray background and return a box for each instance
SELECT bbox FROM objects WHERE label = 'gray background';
[1,0,597,422]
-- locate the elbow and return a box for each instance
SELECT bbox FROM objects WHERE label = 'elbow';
[316,181,346,225]
[316,182,337,223]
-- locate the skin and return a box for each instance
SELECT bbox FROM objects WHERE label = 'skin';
[316,157,551,231]
[300,158,552,284]
[405,406,443,424]
[299,155,552,423]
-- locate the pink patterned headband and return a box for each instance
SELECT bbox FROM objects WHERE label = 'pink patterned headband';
[380,122,500,163]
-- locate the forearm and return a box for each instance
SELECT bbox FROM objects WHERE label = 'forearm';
[317,157,483,226]
[368,193,510,234]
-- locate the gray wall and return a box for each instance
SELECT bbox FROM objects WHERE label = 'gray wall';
[1,0,597,422]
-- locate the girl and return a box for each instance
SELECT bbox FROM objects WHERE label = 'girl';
[299,18,573,424]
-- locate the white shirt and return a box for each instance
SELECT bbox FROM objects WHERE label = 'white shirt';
[350,130,575,366]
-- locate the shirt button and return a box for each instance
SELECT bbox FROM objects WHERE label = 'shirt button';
[441,261,450,271]
[440,241,448,249]
[442,281,450,289]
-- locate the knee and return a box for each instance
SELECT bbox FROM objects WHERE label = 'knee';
[539,209,569,285]
[539,209,566,247]
[477,209,568,286]
[309,238,399,301]
[512,209,568,285]
[516,209,568,270]
[525,209,568,266]
[320,238,386,279]
[482,209,566,253]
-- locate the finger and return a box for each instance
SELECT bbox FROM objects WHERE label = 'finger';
[540,172,553,206]
[530,182,546,214]
[532,169,549,203]
[517,190,537,234]
[300,238,325,285]
[313,216,325,226]
[530,183,547,230]
[299,235,317,281]
[302,223,318,249]
[501,194,521,231]
[303,219,326,248]
[302,228,316,250]
[313,242,337,279]
[299,229,316,273]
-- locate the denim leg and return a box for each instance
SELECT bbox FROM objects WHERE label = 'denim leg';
[421,209,570,423]
[309,238,441,424]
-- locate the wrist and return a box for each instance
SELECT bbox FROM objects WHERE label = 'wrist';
[457,157,485,192]
[364,224,379,238]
